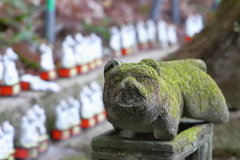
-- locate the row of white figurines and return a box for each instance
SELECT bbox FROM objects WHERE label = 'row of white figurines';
[0,36,102,86]
[0,45,52,86]
[55,81,104,130]
[0,81,103,155]
[15,104,47,149]
[61,33,103,69]
[0,104,46,158]
[0,48,20,86]
[185,13,204,38]
[0,46,60,91]
[0,44,56,77]
[0,121,14,159]
[109,19,178,52]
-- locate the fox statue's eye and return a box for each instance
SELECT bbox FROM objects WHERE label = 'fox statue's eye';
[104,59,121,75]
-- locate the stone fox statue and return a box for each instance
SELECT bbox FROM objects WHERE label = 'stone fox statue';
[103,58,229,141]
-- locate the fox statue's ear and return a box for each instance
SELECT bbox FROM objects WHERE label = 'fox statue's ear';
[104,59,122,75]
[140,59,160,76]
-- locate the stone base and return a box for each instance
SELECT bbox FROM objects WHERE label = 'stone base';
[39,70,57,81]
[112,50,122,58]
[58,67,77,78]
[94,58,103,68]
[38,136,49,154]
[0,151,15,160]
[1,155,14,160]
[91,121,213,160]
[21,81,30,90]
[88,61,96,71]
[148,41,159,49]
[94,111,107,124]
[14,146,38,160]
[76,64,89,74]
[0,83,20,96]
[81,117,96,129]
[51,129,71,141]
[69,125,81,136]
[121,48,133,56]
[138,42,149,50]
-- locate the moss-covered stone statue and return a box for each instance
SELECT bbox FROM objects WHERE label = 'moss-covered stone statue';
[103,58,229,141]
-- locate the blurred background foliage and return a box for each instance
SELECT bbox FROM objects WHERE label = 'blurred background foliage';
[0,0,44,48]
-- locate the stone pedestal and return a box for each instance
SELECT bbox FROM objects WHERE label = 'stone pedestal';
[0,83,20,96]
[81,117,96,129]
[14,146,38,160]
[91,121,213,160]
[76,64,89,74]
[39,70,57,81]
[121,48,133,56]
[58,67,77,78]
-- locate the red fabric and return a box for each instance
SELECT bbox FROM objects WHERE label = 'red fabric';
[185,36,192,42]
[52,129,70,140]
[0,84,20,96]
[14,148,28,159]
[40,70,57,81]
[58,68,77,78]
[21,82,30,90]
[81,118,96,129]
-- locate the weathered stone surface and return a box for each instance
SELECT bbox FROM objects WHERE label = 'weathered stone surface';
[103,58,229,140]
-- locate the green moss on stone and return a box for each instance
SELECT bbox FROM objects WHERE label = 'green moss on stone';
[104,58,228,139]
[172,126,202,152]
[108,62,160,100]
[158,59,228,123]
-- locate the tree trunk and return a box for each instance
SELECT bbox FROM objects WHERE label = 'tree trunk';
[173,0,240,109]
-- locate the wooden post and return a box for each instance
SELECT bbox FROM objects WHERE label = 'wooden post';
[150,0,164,22]
[171,0,180,24]
[46,0,56,44]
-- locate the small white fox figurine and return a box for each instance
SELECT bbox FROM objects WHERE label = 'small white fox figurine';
[19,116,39,147]
[2,121,14,155]
[39,43,55,71]
[2,55,19,85]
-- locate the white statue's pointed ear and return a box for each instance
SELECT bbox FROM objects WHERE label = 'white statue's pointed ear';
[39,43,47,52]
[104,59,121,75]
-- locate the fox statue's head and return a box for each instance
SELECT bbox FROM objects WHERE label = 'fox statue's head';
[103,59,162,132]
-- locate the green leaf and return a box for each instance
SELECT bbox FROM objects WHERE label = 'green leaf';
[0,17,19,27]
[83,22,111,41]
[8,30,34,44]
[14,13,30,21]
